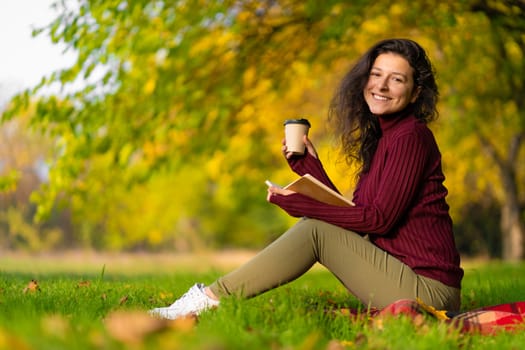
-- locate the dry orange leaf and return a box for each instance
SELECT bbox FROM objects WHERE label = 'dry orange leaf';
[23,279,40,293]
[105,310,197,344]
[167,315,198,332]
[41,314,70,338]
[325,340,345,350]
[77,280,91,288]
[105,310,167,344]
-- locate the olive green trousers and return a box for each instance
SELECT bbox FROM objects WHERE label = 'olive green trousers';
[209,218,460,311]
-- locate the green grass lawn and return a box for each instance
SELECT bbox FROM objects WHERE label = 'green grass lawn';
[1,254,525,349]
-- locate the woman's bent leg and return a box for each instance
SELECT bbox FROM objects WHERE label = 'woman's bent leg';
[209,218,460,310]
[209,218,319,298]
[303,219,460,310]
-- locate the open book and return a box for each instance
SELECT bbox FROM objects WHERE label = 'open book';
[266,173,354,207]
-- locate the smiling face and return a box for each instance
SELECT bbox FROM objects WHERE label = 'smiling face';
[364,52,421,116]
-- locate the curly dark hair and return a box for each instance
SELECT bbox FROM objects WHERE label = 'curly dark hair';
[328,38,439,175]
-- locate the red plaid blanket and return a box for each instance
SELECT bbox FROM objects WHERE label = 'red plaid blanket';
[374,299,525,335]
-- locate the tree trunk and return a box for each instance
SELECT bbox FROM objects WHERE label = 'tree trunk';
[501,200,524,261]
[478,133,524,261]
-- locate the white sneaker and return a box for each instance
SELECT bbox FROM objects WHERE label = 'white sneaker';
[148,283,220,320]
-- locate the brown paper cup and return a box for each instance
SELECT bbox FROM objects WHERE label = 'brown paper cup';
[284,119,311,155]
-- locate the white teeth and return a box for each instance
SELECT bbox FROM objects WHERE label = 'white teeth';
[373,94,388,101]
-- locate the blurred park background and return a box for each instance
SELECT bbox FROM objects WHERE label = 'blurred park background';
[1,0,524,262]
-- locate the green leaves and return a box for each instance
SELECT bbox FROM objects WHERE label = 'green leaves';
[2,0,525,253]
[0,170,19,193]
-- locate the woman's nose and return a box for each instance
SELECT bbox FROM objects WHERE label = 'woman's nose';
[379,78,389,90]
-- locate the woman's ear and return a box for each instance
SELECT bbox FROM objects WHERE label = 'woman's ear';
[411,86,422,103]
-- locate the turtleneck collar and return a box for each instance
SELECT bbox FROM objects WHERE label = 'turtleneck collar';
[376,104,415,133]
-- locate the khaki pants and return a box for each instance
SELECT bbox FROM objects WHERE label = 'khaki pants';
[209,218,460,311]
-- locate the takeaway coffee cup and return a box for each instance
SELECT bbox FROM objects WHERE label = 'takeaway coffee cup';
[284,118,311,155]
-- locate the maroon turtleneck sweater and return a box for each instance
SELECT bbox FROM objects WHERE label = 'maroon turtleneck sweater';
[270,112,463,288]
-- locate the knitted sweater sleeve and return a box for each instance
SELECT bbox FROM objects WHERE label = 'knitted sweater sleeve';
[270,131,428,235]
[286,153,341,193]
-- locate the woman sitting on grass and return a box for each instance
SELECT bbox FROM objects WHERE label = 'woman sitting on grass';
[150,38,464,320]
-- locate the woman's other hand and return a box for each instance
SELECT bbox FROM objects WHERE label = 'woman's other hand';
[266,185,295,202]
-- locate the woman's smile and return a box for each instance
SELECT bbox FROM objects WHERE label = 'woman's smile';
[371,93,390,101]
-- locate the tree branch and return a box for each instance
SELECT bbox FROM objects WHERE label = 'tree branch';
[509,132,525,164]
[477,132,505,169]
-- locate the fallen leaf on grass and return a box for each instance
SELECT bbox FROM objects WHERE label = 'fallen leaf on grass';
[41,314,70,339]
[23,279,40,293]
[325,340,347,350]
[105,310,167,344]
[105,310,196,344]
[167,315,198,332]
[77,280,91,288]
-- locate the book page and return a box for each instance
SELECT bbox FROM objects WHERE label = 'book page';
[284,174,354,207]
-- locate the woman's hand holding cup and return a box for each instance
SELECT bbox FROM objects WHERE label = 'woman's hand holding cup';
[283,118,318,159]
